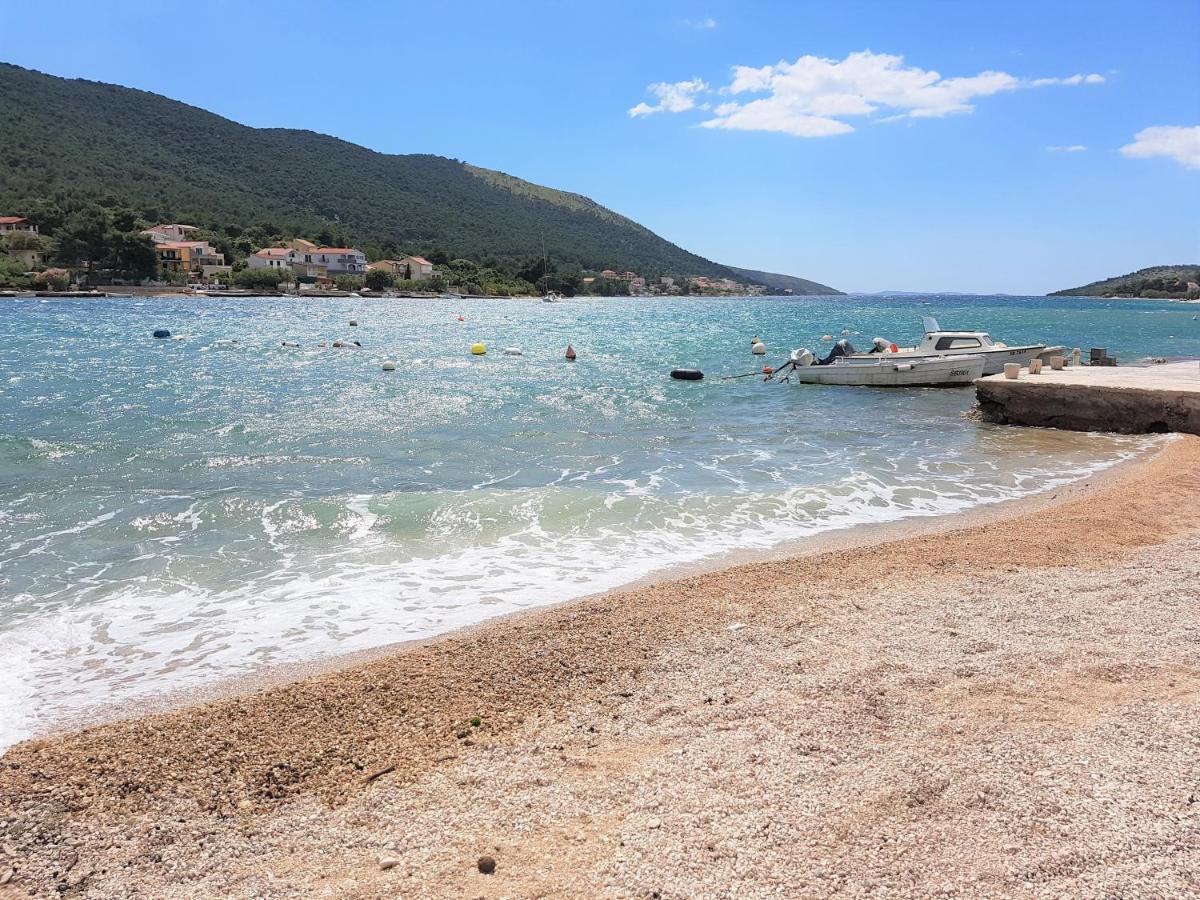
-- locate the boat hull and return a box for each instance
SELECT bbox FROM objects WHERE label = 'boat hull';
[848,345,1055,376]
[792,355,985,387]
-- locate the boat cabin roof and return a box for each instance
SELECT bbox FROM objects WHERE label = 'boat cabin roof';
[918,330,996,350]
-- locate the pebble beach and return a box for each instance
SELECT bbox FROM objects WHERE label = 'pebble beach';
[1,435,1197,898]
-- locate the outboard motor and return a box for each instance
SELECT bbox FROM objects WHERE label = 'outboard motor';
[817,339,855,366]
[870,337,890,354]
[789,348,815,367]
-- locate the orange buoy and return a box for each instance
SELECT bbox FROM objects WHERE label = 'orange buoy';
[762,365,774,375]
[890,343,898,353]
[565,344,577,361]
[457,315,465,322]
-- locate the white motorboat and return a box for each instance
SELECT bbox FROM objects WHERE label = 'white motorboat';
[844,317,1064,375]
[783,348,985,386]
[541,291,563,303]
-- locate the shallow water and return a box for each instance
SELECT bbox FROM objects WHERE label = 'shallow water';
[0,293,1193,747]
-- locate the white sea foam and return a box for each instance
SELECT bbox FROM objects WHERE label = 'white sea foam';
[0,442,1149,750]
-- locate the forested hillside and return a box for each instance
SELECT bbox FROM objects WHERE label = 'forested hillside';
[726,266,841,296]
[0,62,816,285]
[1050,266,1200,299]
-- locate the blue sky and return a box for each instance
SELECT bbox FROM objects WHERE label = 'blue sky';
[2,0,1197,293]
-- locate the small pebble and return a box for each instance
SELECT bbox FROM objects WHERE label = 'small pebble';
[477,855,496,875]
[379,856,399,871]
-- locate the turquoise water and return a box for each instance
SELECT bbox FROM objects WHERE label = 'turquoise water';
[1,293,1193,746]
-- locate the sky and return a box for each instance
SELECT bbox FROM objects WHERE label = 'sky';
[1,0,1198,294]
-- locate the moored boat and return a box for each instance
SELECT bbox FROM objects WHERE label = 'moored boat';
[784,348,985,386]
[840,317,1064,375]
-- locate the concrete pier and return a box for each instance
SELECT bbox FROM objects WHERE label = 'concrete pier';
[976,361,1200,435]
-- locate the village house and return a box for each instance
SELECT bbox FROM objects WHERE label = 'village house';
[310,247,366,275]
[154,240,226,277]
[9,247,44,270]
[367,256,434,281]
[141,224,199,244]
[0,216,38,235]
[600,269,618,279]
[247,247,295,271]
[248,247,325,279]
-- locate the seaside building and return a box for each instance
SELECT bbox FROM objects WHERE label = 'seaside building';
[141,224,199,244]
[249,247,326,279]
[367,256,434,281]
[248,247,295,271]
[154,240,226,276]
[0,216,38,235]
[600,269,618,279]
[9,247,44,269]
[311,247,367,275]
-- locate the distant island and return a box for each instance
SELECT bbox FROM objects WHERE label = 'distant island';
[1050,265,1200,299]
[0,63,836,297]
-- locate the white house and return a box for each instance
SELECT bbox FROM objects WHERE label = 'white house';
[247,247,295,271]
[310,247,366,275]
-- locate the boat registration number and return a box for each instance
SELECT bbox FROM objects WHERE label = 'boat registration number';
[948,369,970,377]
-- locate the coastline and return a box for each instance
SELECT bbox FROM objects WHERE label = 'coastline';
[2,435,1198,896]
[39,435,1159,741]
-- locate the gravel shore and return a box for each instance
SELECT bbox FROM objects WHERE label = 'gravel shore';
[1,436,1197,899]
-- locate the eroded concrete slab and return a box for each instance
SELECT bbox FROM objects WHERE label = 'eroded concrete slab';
[976,361,1200,434]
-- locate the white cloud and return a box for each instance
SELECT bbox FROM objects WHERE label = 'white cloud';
[1120,125,1200,170]
[683,17,717,29]
[1047,144,1088,152]
[1029,73,1105,87]
[628,78,709,117]
[630,50,1106,137]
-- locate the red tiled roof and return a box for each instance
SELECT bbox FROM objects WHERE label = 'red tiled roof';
[406,256,432,266]
[0,216,29,224]
[254,248,291,257]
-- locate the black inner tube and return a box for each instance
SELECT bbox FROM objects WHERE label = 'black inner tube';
[670,369,704,381]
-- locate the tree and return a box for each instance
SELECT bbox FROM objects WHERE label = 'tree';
[364,268,394,291]
[0,255,32,288]
[234,267,292,290]
[34,268,71,291]
[110,232,157,280]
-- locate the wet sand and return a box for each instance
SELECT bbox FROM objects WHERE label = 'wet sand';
[1,435,1198,898]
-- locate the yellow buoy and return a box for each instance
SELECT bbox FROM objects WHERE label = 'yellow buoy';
[471,342,487,355]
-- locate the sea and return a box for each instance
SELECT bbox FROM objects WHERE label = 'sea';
[1,293,1195,748]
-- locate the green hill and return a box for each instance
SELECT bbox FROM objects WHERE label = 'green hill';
[1050,266,1200,299]
[0,62,835,291]
[726,266,841,296]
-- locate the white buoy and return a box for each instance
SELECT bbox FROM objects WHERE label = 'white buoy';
[752,342,767,355]
[821,334,833,341]
[504,347,523,356]
[382,360,396,371]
